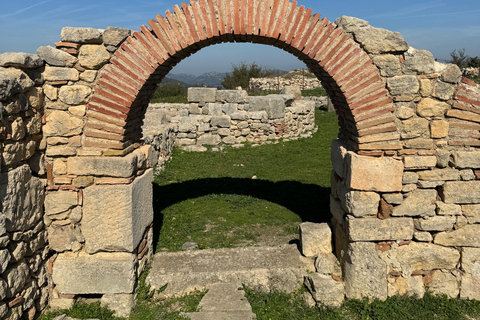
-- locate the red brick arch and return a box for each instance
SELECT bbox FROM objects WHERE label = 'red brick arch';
[86,0,397,152]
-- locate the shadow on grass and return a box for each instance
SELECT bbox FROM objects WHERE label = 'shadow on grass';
[152,178,331,251]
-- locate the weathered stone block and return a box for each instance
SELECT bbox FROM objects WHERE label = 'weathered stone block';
[52,252,136,294]
[403,156,436,169]
[418,168,460,181]
[188,88,217,103]
[61,27,103,44]
[338,186,380,217]
[36,46,77,67]
[43,66,79,81]
[417,98,449,117]
[79,45,110,70]
[3,260,29,297]
[387,76,419,96]
[101,293,135,318]
[434,224,480,247]
[400,117,429,139]
[59,85,91,105]
[248,96,285,119]
[345,152,403,192]
[392,189,437,217]
[330,195,346,225]
[403,47,435,75]
[414,216,456,231]
[347,217,413,241]
[430,270,459,298]
[44,190,77,215]
[82,169,153,253]
[344,242,387,300]
[442,181,480,204]
[433,81,455,101]
[67,153,137,178]
[330,139,347,178]
[372,54,401,77]
[304,274,344,307]
[211,116,231,128]
[460,247,480,300]
[103,27,131,47]
[436,202,462,216]
[430,119,449,138]
[351,25,408,54]
[461,204,480,224]
[299,222,332,257]
[388,275,424,298]
[0,52,43,69]
[413,231,433,242]
[452,151,480,169]
[441,64,462,84]
[47,224,82,252]
[0,165,44,232]
[215,90,248,103]
[197,134,221,146]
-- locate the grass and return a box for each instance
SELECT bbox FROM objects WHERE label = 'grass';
[153,109,339,252]
[245,286,480,320]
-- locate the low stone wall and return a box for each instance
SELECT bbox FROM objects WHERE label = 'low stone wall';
[0,55,48,319]
[249,70,322,91]
[143,88,317,152]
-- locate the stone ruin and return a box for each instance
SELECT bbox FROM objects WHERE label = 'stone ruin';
[0,0,479,318]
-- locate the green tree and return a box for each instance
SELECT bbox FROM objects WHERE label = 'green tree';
[221,62,264,90]
[449,48,470,69]
[469,56,480,68]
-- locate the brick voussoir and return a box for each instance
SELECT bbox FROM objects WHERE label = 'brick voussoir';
[278,1,297,41]
[216,0,226,35]
[239,0,247,35]
[94,87,132,108]
[349,89,390,109]
[461,77,479,88]
[97,78,137,99]
[119,43,155,75]
[110,57,145,83]
[342,73,382,100]
[134,30,168,63]
[233,0,240,35]
[84,121,126,135]
[353,104,395,122]
[291,7,313,48]
[296,13,321,50]
[308,22,335,60]
[303,17,328,55]
[183,2,201,42]
[88,102,129,120]
[329,46,360,76]
[314,25,342,62]
[457,94,480,108]
[356,114,396,131]
[351,96,393,115]
[165,10,188,48]
[86,110,127,127]
[319,33,349,68]
[147,20,177,55]
[173,5,195,46]
[345,79,385,104]
[155,15,182,52]
[339,64,378,92]
[125,37,159,69]
[285,5,306,44]
[272,0,290,39]
[452,101,480,115]
[357,124,398,137]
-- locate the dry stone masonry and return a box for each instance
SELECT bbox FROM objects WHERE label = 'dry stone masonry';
[0,0,480,318]
[249,69,322,91]
[143,87,316,152]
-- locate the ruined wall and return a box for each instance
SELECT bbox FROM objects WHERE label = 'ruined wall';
[328,16,480,301]
[143,88,316,152]
[249,70,322,91]
[0,55,48,319]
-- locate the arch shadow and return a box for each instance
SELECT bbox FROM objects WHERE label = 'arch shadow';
[152,177,331,251]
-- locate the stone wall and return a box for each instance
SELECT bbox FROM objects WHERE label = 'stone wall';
[0,55,48,319]
[328,16,480,301]
[249,70,322,91]
[143,87,316,152]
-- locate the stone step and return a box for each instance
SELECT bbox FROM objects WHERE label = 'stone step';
[146,244,314,297]
[182,283,256,320]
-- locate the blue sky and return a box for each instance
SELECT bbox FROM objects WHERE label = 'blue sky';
[1,0,479,75]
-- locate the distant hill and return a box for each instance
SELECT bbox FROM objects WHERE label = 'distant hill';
[160,77,189,87]
[166,71,227,88]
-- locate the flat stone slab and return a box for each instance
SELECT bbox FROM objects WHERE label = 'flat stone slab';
[198,283,252,312]
[182,311,256,320]
[146,245,314,297]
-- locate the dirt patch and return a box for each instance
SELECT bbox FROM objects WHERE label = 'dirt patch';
[234,222,301,247]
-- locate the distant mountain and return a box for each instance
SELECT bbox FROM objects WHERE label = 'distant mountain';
[160,77,189,87]
[167,71,227,88]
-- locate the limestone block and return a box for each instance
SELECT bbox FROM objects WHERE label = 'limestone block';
[344,242,387,300]
[217,128,230,136]
[392,189,436,217]
[52,252,136,294]
[43,110,83,137]
[48,224,82,252]
[0,72,22,101]
[380,242,459,274]
[395,103,415,119]
[206,103,222,116]
[315,252,337,274]
[280,86,302,100]
[197,134,221,146]
[61,27,103,44]
[211,116,231,128]
[344,152,403,192]
[433,81,455,101]
[222,103,238,115]
[403,138,434,150]
[59,85,91,105]
[334,16,370,33]
[436,202,462,216]
[0,165,44,232]
[80,70,97,82]
[347,217,413,241]
[461,205,480,224]
[188,88,217,103]
[250,111,268,121]
[304,274,344,307]
[43,66,79,81]
[418,168,460,181]
[372,54,401,77]
[101,293,135,318]
[82,169,153,253]
[417,98,449,117]
[430,119,449,138]
[388,275,424,298]
[382,193,403,205]
[230,111,247,120]
[103,27,131,47]
[0,52,43,69]
[403,156,436,169]
[387,76,419,96]
[400,117,429,139]
[460,247,480,300]
[26,87,44,110]
[452,151,480,169]
[299,222,332,257]
[350,26,408,54]
[402,172,418,184]
[3,260,29,297]
[436,150,450,168]
[442,181,480,204]
[338,186,380,218]
[441,64,462,84]
[178,117,197,132]
[330,139,347,178]
[248,96,285,119]
[79,45,110,70]
[44,191,77,215]
[413,231,433,242]
[429,270,459,298]
[434,224,480,247]
[0,250,11,274]
[36,46,77,67]
[403,47,435,75]
[419,79,432,97]
[414,216,456,231]
[67,153,137,177]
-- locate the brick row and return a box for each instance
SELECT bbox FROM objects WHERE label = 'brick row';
[448,139,480,147]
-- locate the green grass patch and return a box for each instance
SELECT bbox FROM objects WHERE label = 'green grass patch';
[302,87,327,97]
[38,302,122,320]
[153,109,339,252]
[245,286,480,320]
